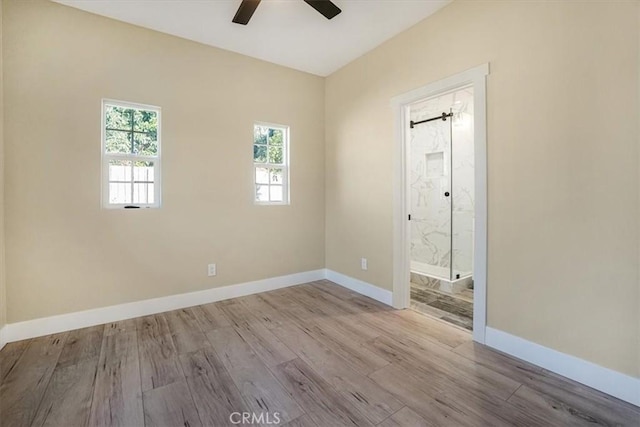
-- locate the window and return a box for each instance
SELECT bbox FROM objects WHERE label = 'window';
[102,99,161,208]
[253,123,289,204]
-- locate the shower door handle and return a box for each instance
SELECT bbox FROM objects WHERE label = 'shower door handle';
[444,192,450,197]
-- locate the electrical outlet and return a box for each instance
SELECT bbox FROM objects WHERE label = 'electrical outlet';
[361,258,368,271]
[208,263,217,277]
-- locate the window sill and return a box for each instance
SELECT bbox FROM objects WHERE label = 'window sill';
[102,204,160,210]
[254,201,290,206]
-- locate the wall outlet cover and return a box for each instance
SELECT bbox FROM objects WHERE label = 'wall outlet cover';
[208,263,217,277]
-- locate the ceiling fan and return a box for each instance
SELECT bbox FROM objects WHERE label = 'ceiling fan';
[232,0,341,25]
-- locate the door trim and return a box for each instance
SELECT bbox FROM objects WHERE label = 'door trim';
[390,64,489,343]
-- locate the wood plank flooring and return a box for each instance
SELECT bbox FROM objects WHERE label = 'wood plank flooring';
[410,282,474,331]
[1,280,638,426]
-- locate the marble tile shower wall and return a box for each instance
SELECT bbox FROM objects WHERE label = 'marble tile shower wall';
[409,88,475,279]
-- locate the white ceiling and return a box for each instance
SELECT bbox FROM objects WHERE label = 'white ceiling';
[53,0,451,76]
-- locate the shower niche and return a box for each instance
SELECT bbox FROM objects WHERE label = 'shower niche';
[409,87,475,297]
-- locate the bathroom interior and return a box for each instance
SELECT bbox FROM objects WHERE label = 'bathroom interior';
[409,86,475,331]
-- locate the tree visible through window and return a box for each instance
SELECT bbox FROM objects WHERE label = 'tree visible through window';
[102,100,161,208]
[254,123,289,204]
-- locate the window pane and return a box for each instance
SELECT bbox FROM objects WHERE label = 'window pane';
[268,128,283,146]
[133,109,158,133]
[134,183,154,204]
[254,126,268,144]
[108,160,156,205]
[109,159,132,181]
[270,185,283,202]
[133,161,154,182]
[256,185,269,202]
[105,106,133,130]
[109,182,132,204]
[254,145,267,163]
[134,133,158,156]
[105,130,132,154]
[255,167,269,184]
[268,145,283,164]
[270,168,282,184]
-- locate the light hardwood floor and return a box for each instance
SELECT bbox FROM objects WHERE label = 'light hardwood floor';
[1,280,638,426]
[410,283,474,331]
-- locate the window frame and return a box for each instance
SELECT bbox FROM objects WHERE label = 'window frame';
[101,99,162,209]
[253,122,290,206]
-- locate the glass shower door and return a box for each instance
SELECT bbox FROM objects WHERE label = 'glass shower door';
[450,88,475,280]
[409,112,452,281]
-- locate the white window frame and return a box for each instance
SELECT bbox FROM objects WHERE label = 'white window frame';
[101,99,162,209]
[253,122,290,205]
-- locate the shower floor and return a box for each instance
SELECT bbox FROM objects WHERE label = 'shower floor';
[410,281,473,331]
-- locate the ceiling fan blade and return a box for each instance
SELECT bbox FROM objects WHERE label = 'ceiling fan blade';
[232,0,261,25]
[303,0,341,20]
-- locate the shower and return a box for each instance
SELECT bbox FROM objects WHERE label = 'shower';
[408,86,475,330]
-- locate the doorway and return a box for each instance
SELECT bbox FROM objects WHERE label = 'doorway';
[408,87,475,330]
[391,64,489,343]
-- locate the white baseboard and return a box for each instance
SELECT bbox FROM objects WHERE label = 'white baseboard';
[0,324,7,350]
[485,327,640,407]
[3,269,325,343]
[324,269,393,306]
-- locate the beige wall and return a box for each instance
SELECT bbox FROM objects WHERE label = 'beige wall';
[326,0,640,377]
[4,0,325,322]
[0,0,5,332]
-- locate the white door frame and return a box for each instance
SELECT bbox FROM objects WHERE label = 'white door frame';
[391,64,489,343]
